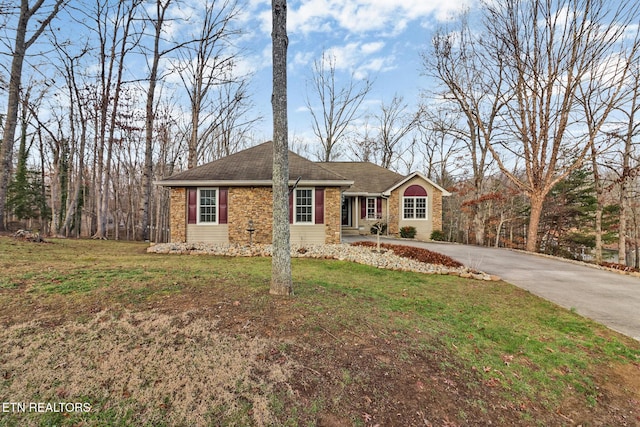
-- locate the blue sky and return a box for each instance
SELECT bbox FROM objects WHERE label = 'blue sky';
[3,0,476,164]
[234,0,475,146]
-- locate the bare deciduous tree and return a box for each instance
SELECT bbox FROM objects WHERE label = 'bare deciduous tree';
[0,0,67,231]
[581,47,640,262]
[50,33,90,237]
[607,61,640,265]
[374,94,418,169]
[91,0,143,239]
[198,79,260,163]
[171,0,242,169]
[482,0,639,252]
[426,14,504,246]
[306,51,372,161]
[270,0,292,295]
[139,0,173,241]
[416,105,464,187]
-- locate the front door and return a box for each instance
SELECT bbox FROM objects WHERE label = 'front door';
[341,197,352,227]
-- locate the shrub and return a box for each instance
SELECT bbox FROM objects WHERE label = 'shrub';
[430,230,446,241]
[400,226,416,239]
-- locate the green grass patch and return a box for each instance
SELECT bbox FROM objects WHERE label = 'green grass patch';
[0,237,639,426]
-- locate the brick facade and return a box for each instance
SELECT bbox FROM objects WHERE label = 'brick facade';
[169,186,342,244]
[228,187,273,245]
[169,187,186,243]
[324,187,341,244]
[167,182,443,244]
[388,192,400,236]
[431,188,443,233]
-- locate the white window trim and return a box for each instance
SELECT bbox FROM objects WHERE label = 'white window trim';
[402,196,428,220]
[197,187,218,225]
[366,197,378,220]
[294,187,315,225]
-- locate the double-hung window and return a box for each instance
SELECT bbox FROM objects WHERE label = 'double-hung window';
[295,188,313,223]
[198,188,217,223]
[366,197,377,220]
[402,185,428,220]
[403,197,427,219]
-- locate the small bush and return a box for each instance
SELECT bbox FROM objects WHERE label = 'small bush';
[430,230,446,241]
[400,226,416,239]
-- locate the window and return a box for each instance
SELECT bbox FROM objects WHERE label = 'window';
[402,185,428,220]
[366,197,377,220]
[295,188,313,223]
[403,196,427,219]
[198,188,217,223]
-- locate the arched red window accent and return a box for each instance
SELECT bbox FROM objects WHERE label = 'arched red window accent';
[404,185,427,197]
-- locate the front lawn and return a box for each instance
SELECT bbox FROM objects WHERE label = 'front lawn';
[0,237,639,426]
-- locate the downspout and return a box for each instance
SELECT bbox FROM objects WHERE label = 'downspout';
[381,194,390,236]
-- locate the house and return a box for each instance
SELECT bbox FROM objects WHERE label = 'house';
[317,162,450,240]
[156,141,450,245]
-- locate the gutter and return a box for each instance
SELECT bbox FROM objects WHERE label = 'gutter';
[154,179,354,188]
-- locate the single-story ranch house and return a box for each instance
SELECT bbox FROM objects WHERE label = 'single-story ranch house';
[156,141,450,245]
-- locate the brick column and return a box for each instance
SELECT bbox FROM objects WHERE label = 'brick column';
[388,191,400,235]
[169,187,186,243]
[324,188,342,243]
[432,189,443,234]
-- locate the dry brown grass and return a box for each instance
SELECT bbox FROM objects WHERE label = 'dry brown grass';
[1,309,294,426]
[2,237,640,426]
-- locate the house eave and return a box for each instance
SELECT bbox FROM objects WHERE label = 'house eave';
[382,172,452,197]
[155,179,354,188]
[342,191,385,197]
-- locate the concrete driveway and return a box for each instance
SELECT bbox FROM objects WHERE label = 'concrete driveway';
[344,236,640,341]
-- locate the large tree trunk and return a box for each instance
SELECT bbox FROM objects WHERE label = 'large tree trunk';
[0,2,29,231]
[140,0,167,241]
[618,185,627,265]
[473,212,485,246]
[270,0,292,295]
[526,193,545,252]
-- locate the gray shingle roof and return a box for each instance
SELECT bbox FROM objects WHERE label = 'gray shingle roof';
[317,162,404,195]
[158,141,351,185]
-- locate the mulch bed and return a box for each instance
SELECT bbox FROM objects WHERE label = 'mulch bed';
[351,240,463,268]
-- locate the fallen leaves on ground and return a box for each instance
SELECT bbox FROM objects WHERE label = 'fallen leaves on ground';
[351,241,463,268]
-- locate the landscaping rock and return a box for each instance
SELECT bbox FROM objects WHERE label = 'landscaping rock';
[13,229,45,243]
[147,242,500,280]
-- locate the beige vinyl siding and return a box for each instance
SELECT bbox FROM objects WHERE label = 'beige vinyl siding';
[394,178,434,241]
[290,224,325,245]
[186,224,229,244]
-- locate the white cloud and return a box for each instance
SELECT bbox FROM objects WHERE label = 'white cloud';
[292,51,316,68]
[286,0,475,36]
[361,41,385,55]
[320,41,394,78]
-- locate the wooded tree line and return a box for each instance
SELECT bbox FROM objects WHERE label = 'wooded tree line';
[0,0,257,242]
[1,0,639,267]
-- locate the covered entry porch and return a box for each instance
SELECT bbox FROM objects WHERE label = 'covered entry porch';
[340,195,383,236]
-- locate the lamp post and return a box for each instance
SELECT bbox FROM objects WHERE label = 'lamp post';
[247,219,256,245]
